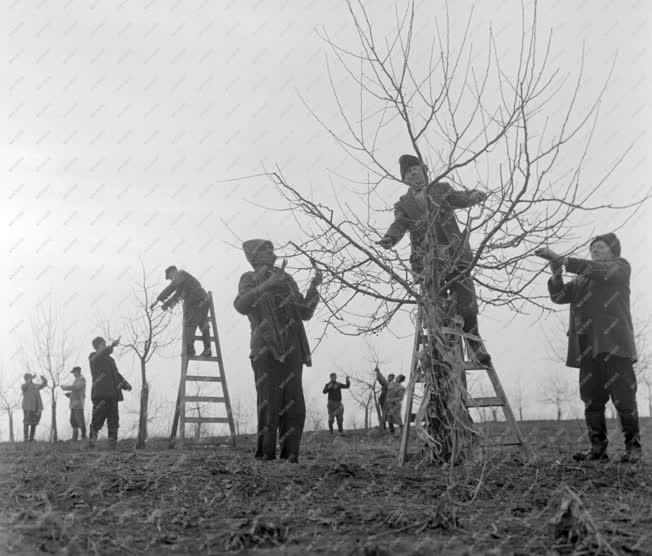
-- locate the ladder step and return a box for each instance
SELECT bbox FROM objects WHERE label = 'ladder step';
[185,375,223,382]
[193,335,216,341]
[184,396,226,403]
[183,417,230,424]
[480,442,522,448]
[186,356,220,362]
[466,396,504,408]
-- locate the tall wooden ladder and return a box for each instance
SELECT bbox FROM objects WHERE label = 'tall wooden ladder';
[398,305,530,465]
[169,291,236,448]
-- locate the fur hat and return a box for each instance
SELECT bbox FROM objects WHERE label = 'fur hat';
[590,233,621,257]
[399,154,422,180]
[165,265,177,279]
[71,366,81,374]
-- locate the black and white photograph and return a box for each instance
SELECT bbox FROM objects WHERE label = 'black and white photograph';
[2,1,651,553]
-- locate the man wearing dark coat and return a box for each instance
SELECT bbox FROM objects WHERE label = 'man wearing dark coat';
[234,239,322,463]
[378,373,395,430]
[536,233,641,463]
[88,336,132,449]
[323,373,350,435]
[151,266,211,357]
[378,154,490,365]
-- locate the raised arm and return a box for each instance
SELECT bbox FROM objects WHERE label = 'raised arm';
[433,181,484,210]
[380,205,410,248]
[233,273,261,315]
[547,274,578,305]
[375,368,388,387]
[290,275,320,321]
[341,377,351,389]
[565,257,630,285]
[89,344,114,363]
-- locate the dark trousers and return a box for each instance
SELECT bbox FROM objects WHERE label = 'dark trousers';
[70,408,86,439]
[90,399,120,438]
[327,401,344,432]
[184,298,210,355]
[579,352,640,451]
[251,349,305,462]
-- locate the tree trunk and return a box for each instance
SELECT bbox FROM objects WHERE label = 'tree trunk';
[371,383,382,426]
[50,390,58,442]
[418,297,477,465]
[518,406,523,421]
[8,409,15,443]
[136,358,149,449]
[557,405,562,421]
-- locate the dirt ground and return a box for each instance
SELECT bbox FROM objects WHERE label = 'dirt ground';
[1,418,650,555]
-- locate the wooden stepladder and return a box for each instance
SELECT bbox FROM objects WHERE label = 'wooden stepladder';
[398,305,530,465]
[169,292,236,448]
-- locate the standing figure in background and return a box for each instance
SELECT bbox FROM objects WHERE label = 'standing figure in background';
[377,154,490,365]
[88,336,132,449]
[21,373,47,442]
[322,373,350,435]
[375,367,406,435]
[536,233,641,463]
[61,366,87,441]
[234,239,322,463]
[377,373,395,430]
[151,266,211,358]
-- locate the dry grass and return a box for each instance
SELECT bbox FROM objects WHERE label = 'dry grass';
[0,419,650,555]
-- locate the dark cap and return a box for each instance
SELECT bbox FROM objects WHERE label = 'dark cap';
[399,154,422,180]
[71,366,81,374]
[590,233,621,257]
[165,265,178,279]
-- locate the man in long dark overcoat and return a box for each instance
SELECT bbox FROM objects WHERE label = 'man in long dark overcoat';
[536,233,641,463]
[234,240,322,463]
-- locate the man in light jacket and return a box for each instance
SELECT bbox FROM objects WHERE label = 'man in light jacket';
[61,366,86,441]
[536,233,640,463]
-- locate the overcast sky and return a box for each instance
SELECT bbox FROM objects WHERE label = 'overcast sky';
[3,0,651,440]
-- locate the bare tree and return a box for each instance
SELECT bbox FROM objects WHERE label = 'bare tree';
[348,368,382,429]
[0,369,20,442]
[231,398,252,436]
[26,303,71,442]
[254,2,648,464]
[540,371,573,421]
[105,263,175,449]
[513,377,526,422]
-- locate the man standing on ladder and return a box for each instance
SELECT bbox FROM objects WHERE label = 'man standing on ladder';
[151,266,212,358]
[234,239,322,463]
[377,154,490,365]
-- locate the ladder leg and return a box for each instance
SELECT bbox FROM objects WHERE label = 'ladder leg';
[208,293,237,447]
[398,307,423,467]
[484,363,531,460]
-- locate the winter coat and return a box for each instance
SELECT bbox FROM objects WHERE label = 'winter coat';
[21,381,46,412]
[61,376,86,409]
[548,256,637,368]
[323,378,351,402]
[382,181,480,275]
[88,347,131,402]
[156,270,207,310]
[234,240,319,366]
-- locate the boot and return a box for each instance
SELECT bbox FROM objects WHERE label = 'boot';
[388,423,395,434]
[200,329,212,357]
[108,428,118,450]
[72,427,79,442]
[186,343,196,357]
[80,423,87,440]
[23,423,29,442]
[29,425,36,442]
[619,409,642,463]
[88,429,98,448]
[573,410,608,461]
[328,421,334,434]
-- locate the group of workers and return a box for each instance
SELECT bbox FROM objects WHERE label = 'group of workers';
[19,151,642,466]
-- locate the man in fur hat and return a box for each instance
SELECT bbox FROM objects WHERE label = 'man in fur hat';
[151,266,212,357]
[378,154,490,364]
[234,240,322,463]
[536,233,641,463]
